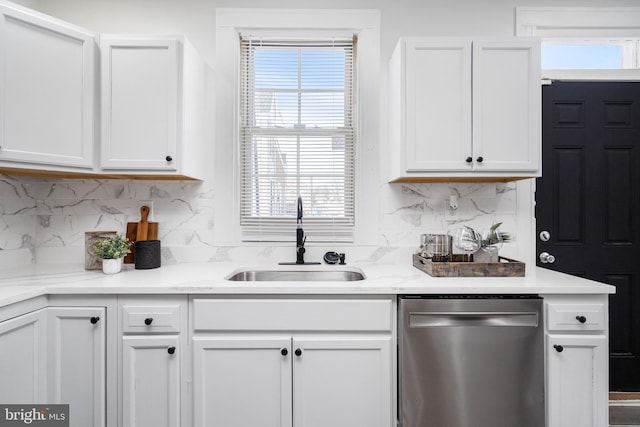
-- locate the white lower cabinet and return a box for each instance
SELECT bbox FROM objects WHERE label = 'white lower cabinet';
[0,301,109,427]
[193,337,292,427]
[121,336,180,427]
[191,297,394,427]
[193,336,391,427]
[119,296,187,427]
[0,308,48,403]
[291,337,391,427]
[544,296,609,427]
[0,292,613,427]
[47,307,107,427]
[547,334,608,427]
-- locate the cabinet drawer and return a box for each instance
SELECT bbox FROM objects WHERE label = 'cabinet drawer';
[121,304,182,334]
[547,303,605,331]
[192,298,393,332]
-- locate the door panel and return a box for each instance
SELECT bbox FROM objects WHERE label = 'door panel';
[191,336,292,427]
[537,82,640,390]
[0,309,47,403]
[0,3,95,168]
[121,335,180,427]
[48,307,106,427]
[292,337,392,427]
[547,334,608,427]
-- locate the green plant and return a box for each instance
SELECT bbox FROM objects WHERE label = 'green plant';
[480,222,513,247]
[92,234,131,259]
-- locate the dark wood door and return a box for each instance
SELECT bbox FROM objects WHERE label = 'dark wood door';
[536,81,640,391]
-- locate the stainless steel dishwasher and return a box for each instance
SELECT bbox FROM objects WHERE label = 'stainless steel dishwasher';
[398,295,544,427]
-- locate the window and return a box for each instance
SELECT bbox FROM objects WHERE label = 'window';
[214,9,379,246]
[516,7,640,79]
[239,36,356,242]
[542,40,640,70]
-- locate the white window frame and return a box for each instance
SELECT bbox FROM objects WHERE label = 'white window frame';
[516,7,640,81]
[214,9,380,246]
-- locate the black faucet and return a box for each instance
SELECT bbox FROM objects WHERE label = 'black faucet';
[279,195,320,265]
[296,196,306,264]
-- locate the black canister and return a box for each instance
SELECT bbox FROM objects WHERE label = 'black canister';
[134,240,161,269]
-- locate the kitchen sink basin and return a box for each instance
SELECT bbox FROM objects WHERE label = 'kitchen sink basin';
[225,268,366,282]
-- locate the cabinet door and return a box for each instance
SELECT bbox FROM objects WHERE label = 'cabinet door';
[0,309,47,403]
[292,337,392,427]
[121,335,180,427]
[547,334,608,427]
[48,307,106,427]
[192,337,293,427]
[0,3,95,168]
[101,38,179,171]
[472,40,540,171]
[404,39,472,172]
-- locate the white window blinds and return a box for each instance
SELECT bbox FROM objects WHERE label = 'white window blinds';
[239,36,356,242]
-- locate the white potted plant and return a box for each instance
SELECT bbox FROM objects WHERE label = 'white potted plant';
[92,234,132,274]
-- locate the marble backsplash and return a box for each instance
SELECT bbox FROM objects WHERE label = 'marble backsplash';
[0,174,519,268]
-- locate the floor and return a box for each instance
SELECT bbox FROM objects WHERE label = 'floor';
[610,404,640,426]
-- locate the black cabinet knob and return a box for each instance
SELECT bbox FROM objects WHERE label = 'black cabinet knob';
[554,344,564,353]
[144,318,153,326]
[465,156,473,163]
[90,317,100,324]
[281,348,288,356]
[165,155,173,162]
[294,348,302,357]
[167,346,176,355]
[576,315,587,323]
[476,156,484,163]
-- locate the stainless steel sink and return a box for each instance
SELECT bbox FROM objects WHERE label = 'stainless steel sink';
[225,268,365,282]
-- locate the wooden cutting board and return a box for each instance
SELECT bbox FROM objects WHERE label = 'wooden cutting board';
[124,205,158,264]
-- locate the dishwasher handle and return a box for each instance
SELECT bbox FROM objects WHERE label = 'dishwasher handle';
[409,311,539,328]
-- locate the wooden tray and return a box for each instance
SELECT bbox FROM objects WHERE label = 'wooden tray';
[413,254,525,277]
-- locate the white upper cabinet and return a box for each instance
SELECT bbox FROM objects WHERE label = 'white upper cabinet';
[389,37,541,182]
[0,1,208,180]
[399,39,472,173]
[472,40,540,173]
[100,36,206,179]
[0,2,96,170]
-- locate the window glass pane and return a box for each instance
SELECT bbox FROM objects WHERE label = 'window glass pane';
[254,91,298,127]
[254,49,298,89]
[301,50,346,89]
[542,44,623,69]
[301,92,346,127]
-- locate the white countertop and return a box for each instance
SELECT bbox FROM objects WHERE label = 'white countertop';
[0,259,615,308]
